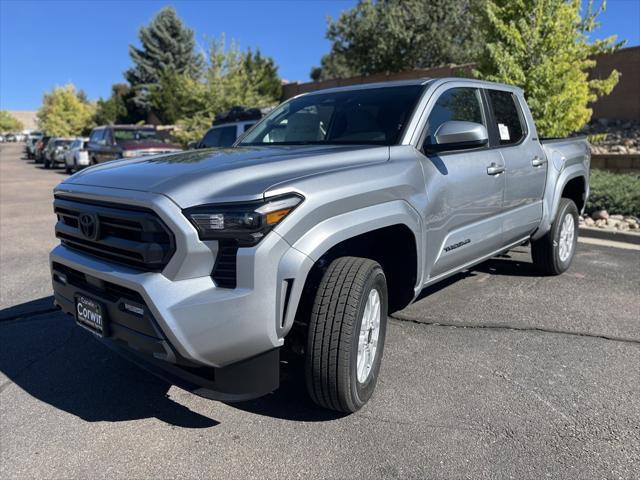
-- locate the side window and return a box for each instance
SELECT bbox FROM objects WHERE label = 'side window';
[103,129,113,145]
[424,87,485,146]
[201,126,236,148]
[89,129,101,143]
[201,127,221,148]
[219,126,237,147]
[243,122,255,132]
[487,90,525,145]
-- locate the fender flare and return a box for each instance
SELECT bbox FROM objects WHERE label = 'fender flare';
[276,200,423,335]
[532,164,588,241]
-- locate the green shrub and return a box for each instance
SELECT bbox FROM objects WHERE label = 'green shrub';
[586,170,640,217]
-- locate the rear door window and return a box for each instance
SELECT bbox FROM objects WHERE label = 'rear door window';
[487,90,525,145]
[424,87,485,147]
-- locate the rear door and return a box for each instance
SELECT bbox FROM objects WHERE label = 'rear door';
[418,85,506,280]
[485,89,546,243]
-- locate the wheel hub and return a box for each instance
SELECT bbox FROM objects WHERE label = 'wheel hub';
[357,288,381,383]
[558,213,575,262]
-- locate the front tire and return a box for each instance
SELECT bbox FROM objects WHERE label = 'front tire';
[531,198,579,275]
[305,257,388,413]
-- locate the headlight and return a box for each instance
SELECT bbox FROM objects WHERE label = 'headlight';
[184,194,303,246]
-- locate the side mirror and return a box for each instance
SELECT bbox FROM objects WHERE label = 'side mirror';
[425,121,488,153]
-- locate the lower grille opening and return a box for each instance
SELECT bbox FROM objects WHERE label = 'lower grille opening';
[212,241,239,289]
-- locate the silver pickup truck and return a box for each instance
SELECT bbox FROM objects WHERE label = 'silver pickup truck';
[50,78,589,413]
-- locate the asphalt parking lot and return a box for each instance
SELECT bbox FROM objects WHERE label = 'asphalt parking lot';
[1,142,639,479]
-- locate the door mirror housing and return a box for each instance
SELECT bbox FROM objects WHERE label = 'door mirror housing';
[425,121,488,153]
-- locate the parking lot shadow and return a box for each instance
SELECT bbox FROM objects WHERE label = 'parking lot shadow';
[0,299,218,428]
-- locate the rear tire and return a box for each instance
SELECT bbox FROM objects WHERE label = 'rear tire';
[531,198,579,275]
[305,257,388,413]
[44,158,50,169]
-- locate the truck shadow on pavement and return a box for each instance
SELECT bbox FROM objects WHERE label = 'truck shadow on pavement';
[0,297,344,427]
[0,251,534,427]
[0,298,218,428]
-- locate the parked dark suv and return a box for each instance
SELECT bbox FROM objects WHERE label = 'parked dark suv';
[87,125,181,164]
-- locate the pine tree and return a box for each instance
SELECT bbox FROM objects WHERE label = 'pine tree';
[243,49,282,100]
[125,6,204,113]
[475,0,622,137]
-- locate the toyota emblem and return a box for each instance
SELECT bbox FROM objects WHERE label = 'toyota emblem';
[78,212,100,241]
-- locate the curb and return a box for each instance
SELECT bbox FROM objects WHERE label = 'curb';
[579,226,640,245]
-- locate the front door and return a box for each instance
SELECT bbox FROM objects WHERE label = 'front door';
[418,85,506,280]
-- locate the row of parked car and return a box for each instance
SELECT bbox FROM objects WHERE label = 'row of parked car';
[1,133,28,142]
[22,106,268,174]
[26,125,183,173]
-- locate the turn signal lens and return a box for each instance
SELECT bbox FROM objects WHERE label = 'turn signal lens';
[266,208,292,225]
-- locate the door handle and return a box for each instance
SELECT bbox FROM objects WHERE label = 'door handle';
[486,163,505,175]
[532,156,547,167]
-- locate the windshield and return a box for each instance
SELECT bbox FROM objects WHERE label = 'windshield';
[240,85,424,146]
[113,128,163,144]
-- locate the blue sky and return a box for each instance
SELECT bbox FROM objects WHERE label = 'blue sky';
[1,0,638,111]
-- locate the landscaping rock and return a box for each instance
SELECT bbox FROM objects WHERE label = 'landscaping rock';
[580,120,640,155]
[584,217,595,226]
[592,210,609,220]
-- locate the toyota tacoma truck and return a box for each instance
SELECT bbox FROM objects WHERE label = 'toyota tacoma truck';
[50,78,589,413]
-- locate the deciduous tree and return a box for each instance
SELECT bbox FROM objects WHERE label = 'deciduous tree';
[152,37,280,144]
[475,0,622,137]
[37,84,95,136]
[311,0,483,81]
[0,110,24,132]
[94,84,146,126]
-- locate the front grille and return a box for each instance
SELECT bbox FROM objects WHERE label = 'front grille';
[52,262,144,304]
[212,242,238,288]
[54,195,175,271]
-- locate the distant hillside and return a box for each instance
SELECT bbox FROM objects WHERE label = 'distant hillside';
[7,111,38,131]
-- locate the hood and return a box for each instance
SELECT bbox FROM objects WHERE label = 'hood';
[120,140,181,151]
[62,145,389,207]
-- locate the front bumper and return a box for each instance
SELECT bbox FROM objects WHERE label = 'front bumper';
[52,259,280,401]
[49,185,313,399]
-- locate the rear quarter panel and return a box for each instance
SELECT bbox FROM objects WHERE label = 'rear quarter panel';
[533,138,590,239]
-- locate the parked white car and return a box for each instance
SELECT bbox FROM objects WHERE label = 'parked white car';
[64,138,90,173]
[26,132,44,158]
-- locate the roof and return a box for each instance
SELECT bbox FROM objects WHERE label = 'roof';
[296,77,523,97]
[297,78,432,97]
[94,124,156,129]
